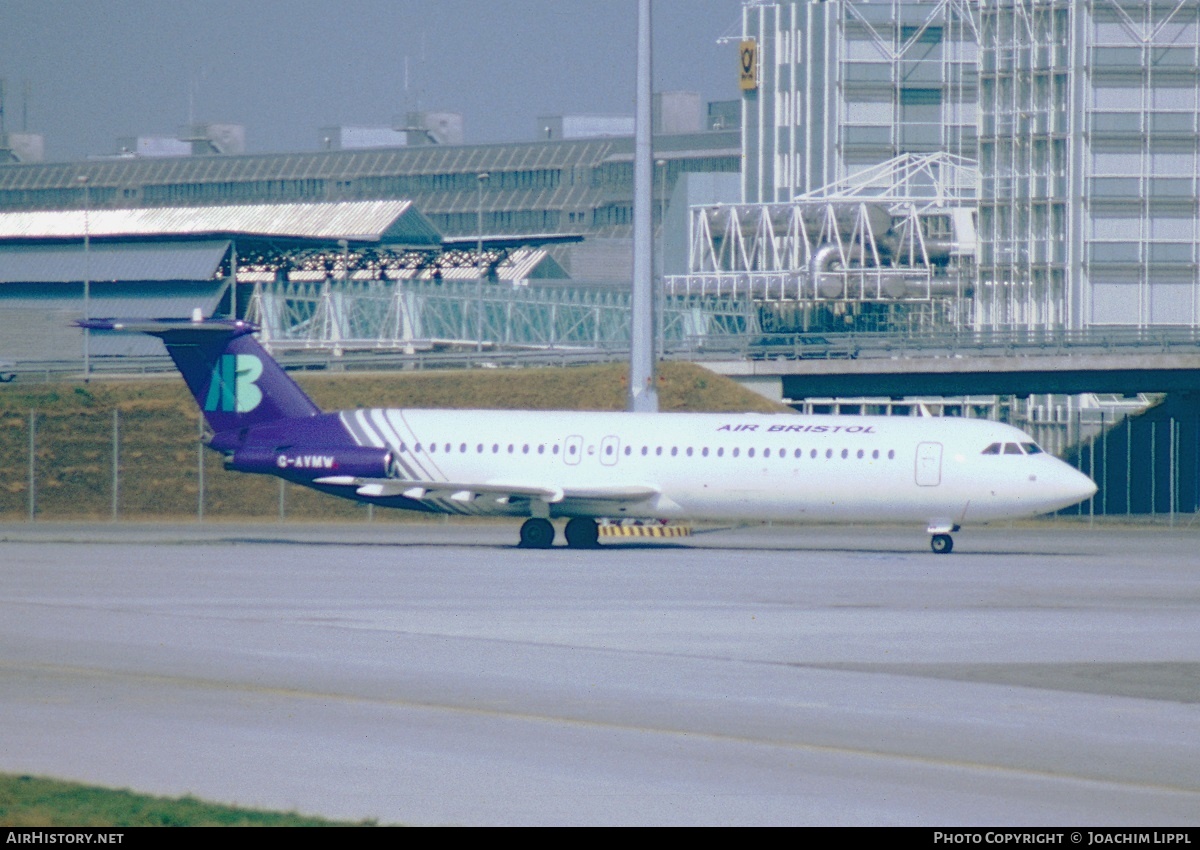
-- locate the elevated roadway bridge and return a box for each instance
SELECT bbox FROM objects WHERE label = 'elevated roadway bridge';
[698,329,1200,401]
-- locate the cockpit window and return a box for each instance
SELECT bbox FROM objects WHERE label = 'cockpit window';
[1022,442,1043,454]
[1003,442,1023,455]
[981,442,1001,455]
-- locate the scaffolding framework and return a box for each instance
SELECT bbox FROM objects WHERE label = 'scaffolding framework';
[244,275,758,353]
[668,152,978,333]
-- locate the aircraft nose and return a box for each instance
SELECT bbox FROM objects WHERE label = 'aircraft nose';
[1055,464,1097,506]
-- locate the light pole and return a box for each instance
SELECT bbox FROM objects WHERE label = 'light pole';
[629,0,657,412]
[77,174,90,381]
[476,171,489,352]
[656,159,667,280]
[656,159,667,356]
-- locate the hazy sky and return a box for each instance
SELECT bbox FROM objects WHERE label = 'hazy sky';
[0,0,745,162]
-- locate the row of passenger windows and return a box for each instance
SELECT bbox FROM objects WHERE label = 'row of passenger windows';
[398,441,898,461]
[981,442,1044,455]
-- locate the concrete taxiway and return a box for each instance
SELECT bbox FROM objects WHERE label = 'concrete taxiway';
[1,519,1198,826]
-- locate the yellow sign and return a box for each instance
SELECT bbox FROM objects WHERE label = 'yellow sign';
[739,39,758,91]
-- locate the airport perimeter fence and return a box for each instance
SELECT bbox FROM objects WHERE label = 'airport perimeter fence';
[4,407,390,523]
[1062,399,1200,525]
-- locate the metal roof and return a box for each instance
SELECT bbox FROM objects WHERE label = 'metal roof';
[0,200,442,247]
[0,240,230,283]
[0,133,740,192]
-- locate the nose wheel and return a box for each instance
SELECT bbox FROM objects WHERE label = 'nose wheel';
[930,533,954,555]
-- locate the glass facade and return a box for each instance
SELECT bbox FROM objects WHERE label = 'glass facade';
[743,0,1200,330]
[742,0,978,203]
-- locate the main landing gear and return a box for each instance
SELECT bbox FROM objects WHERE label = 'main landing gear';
[518,517,600,549]
[563,517,600,549]
[930,533,954,555]
[519,517,555,549]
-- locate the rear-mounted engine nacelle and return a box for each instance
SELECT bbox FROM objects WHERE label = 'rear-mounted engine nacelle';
[227,445,399,481]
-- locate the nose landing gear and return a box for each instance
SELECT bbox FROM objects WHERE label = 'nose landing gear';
[930,533,954,554]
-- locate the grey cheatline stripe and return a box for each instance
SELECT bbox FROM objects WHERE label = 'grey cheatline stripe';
[378,410,474,516]
[396,411,505,519]
[385,410,447,481]
[347,410,465,514]
[340,411,376,448]
[344,410,425,484]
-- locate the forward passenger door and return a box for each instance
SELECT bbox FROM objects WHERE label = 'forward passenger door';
[915,442,943,486]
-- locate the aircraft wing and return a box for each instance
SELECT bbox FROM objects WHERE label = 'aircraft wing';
[312,476,659,505]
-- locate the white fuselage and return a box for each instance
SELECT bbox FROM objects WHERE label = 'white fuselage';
[339,408,1097,529]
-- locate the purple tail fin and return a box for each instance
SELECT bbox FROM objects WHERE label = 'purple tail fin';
[79,318,321,434]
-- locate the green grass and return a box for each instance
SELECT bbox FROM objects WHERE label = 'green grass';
[0,773,380,827]
[0,361,790,521]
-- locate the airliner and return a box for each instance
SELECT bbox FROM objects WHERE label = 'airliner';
[80,316,1097,554]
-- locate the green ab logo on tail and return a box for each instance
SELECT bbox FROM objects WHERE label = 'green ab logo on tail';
[203,354,263,413]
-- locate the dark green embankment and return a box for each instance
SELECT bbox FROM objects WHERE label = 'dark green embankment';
[0,362,789,521]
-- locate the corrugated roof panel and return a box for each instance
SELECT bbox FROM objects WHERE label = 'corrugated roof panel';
[0,200,443,246]
[0,241,230,283]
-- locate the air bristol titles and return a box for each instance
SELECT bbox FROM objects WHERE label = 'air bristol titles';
[80,317,1096,553]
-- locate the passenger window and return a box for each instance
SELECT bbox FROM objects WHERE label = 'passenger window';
[522,444,529,454]
[655,447,663,456]
[624,446,631,456]
[1004,442,1023,455]
[415,444,423,453]
[825,449,833,459]
[1022,443,1043,454]
[641,446,648,456]
[811,449,817,459]
[671,447,678,456]
[539,445,546,454]
[763,448,770,458]
[748,448,755,458]
[872,449,879,459]
[429,444,436,453]
[888,450,895,459]
[841,449,848,459]
[717,448,724,457]
[794,449,801,458]
[857,449,864,459]
[732,448,740,458]
[686,447,693,457]
[702,447,709,457]
[981,443,1001,455]
[460,443,467,453]
[445,443,451,453]
[492,444,499,453]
